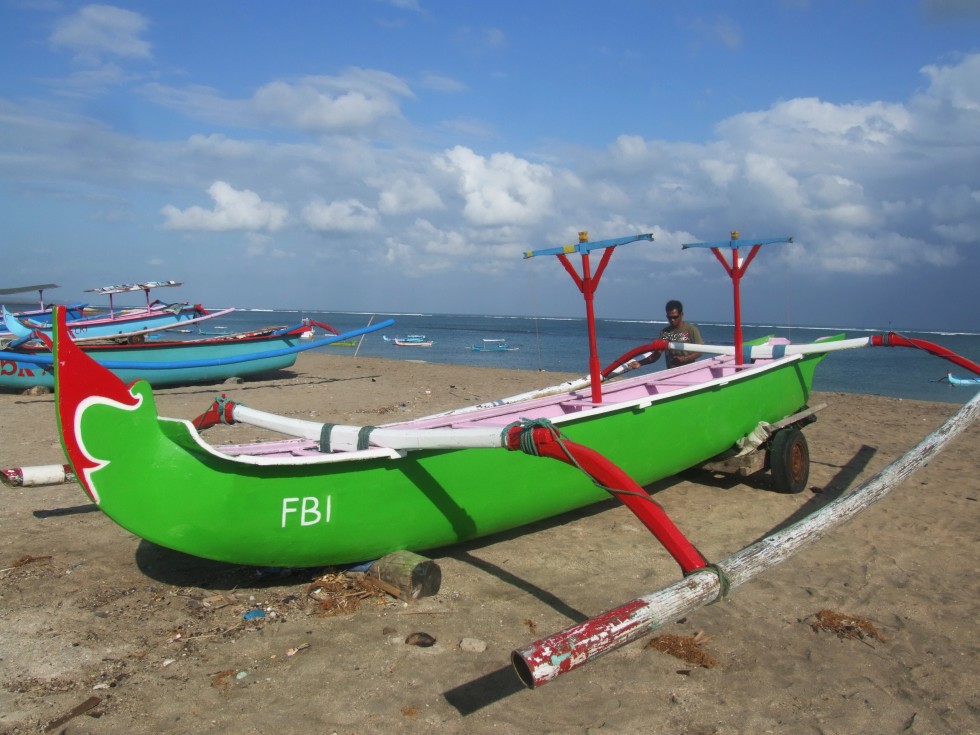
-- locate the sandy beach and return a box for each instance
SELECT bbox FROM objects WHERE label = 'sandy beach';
[1,352,977,735]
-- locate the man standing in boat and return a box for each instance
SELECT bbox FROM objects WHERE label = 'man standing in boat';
[629,300,703,370]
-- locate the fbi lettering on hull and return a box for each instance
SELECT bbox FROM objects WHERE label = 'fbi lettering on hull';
[281,496,332,527]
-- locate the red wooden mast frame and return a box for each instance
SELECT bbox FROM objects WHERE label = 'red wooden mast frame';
[524,231,654,403]
[682,232,793,365]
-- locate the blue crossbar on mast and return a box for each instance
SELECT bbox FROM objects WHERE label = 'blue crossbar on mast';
[524,233,653,260]
[682,235,792,251]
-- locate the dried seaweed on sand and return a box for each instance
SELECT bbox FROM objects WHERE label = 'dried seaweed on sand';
[805,609,885,642]
[644,630,718,668]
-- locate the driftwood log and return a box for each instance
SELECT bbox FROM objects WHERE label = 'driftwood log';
[368,550,442,601]
[512,389,980,688]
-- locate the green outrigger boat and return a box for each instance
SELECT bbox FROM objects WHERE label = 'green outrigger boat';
[51,232,843,570]
[51,233,980,571]
[53,304,830,568]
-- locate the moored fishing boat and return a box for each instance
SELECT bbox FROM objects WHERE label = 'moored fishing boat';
[53,309,831,566]
[384,334,433,347]
[47,233,837,566]
[471,338,519,351]
[1,280,234,341]
[0,283,88,324]
[4,317,390,390]
[947,372,980,387]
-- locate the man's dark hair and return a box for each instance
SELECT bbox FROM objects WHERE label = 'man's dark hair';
[665,299,683,314]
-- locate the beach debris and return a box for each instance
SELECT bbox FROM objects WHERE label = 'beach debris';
[202,593,233,610]
[524,618,538,635]
[242,608,266,621]
[805,609,885,642]
[43,695,102,732]
[210,669,239,689]
[367,550,441,600]
[459,637,487,653]
[644,631,718,668]
[405,631,437,647]
[287,643,310,656]
[1,463,76,487]
[307,570,399,615]
[0,553,52,573]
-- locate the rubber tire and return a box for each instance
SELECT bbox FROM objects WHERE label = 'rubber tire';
[769,427,809,494]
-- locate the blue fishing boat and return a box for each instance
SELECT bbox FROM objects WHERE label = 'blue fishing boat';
[0,283,88,324]
[383,334,433,347]
[0,317,392,390]
[471,338,519,352]
[1,281,233,341]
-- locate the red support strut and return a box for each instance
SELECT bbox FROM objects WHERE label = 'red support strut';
[505,424,708,574]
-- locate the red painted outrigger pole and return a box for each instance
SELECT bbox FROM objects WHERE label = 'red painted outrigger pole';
[524,231,654,402]
[682,232,793,365]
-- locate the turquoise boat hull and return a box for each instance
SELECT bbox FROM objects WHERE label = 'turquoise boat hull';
[3,333,303,390]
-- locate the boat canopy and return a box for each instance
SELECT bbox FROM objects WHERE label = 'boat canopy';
[0,283,59,296]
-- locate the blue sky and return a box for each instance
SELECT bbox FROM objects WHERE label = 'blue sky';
[1,0,979,331]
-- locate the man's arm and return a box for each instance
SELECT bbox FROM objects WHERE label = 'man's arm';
[628,350,662,369]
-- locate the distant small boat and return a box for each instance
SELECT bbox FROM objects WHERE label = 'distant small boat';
[947,372,980,386]
[384,334,433,347]
[472,339,519,352]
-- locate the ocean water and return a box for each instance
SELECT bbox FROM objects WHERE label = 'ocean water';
[201,309,980,405]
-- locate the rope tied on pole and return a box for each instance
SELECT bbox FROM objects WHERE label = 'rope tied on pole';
[191,395,240,431]
[694,562,732,603]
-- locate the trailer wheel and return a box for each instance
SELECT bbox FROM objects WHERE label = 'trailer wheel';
[769,427,809,494]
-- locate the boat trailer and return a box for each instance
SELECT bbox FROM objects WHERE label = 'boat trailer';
[698,403,825,493]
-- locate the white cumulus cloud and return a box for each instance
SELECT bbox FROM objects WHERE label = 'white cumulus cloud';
[251,69,412,134]
[434,146,554,226]
[50,4,151,64]
[302,199,380,232]
[161,181,288,232]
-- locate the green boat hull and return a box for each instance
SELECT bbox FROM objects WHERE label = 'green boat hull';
[56,313,828,567]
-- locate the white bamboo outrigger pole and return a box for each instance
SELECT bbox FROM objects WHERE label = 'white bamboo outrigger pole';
[511,388,980,688]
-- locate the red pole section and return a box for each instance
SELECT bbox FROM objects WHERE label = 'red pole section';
[687,233,791,367]
[580,253,603,403]
[870,333,980,375]
[191,396,237,430]
[601,340,670,377]
[730,247,744,365]
[505,425,707,574]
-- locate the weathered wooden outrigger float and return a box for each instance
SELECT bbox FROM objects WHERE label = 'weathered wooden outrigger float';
[48,231,980,688]
[511,389,980,687]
